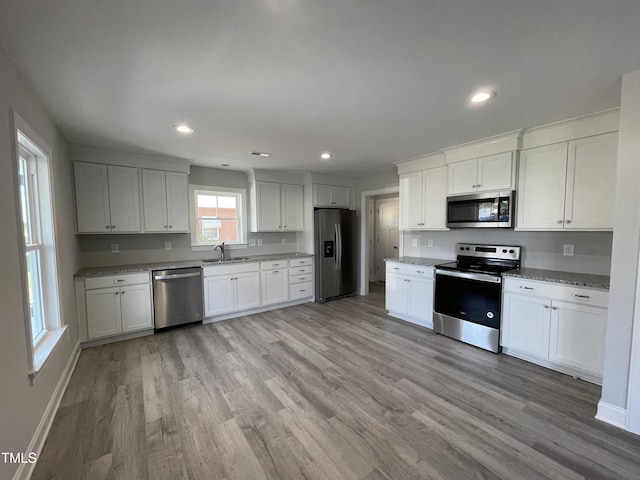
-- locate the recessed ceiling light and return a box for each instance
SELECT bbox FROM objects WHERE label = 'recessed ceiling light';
[469,90,497,104]
[250,151,272,157]
[320,152,332,160]
[174,124,194,134]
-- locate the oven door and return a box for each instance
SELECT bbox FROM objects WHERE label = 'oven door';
[434,270,502,329]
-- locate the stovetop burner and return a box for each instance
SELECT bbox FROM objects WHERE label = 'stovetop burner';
[436,243,522,276]
[436,261,518,276]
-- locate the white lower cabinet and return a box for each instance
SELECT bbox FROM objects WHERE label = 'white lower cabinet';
[501,277,607,383]
[385,262,434,328]
[203,264,260,317]
[261,269,289,306]
[85,273,153,340]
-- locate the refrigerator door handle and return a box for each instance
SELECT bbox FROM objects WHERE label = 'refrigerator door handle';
[334,223,339,270]
[337,222,343,270]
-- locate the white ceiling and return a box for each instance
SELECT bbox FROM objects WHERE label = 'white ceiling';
[1,1,639,177]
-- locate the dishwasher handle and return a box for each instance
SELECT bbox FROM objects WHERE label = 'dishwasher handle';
[154,272,201,281]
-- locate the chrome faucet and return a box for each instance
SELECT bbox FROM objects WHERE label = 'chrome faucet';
[214,242,226,260]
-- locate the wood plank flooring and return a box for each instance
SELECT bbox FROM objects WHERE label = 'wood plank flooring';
[33,290,640,479]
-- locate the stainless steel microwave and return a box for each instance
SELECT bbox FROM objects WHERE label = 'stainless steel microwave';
[446,191,514,228]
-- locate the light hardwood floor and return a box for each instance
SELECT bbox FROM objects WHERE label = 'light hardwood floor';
[33,290,640,479]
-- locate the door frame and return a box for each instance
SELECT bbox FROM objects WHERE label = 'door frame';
[359,186,400,296]
[373,197,399,282]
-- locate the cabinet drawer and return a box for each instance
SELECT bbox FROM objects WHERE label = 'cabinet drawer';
[290,273,312,284]
[290,266,313,275]
[504,277,608,308]
[203,262,258,277]
[260,260,288,270]
[290,281,313,300]
[386,262,434,279]
[85,272,150,290]
[289,257,313,267]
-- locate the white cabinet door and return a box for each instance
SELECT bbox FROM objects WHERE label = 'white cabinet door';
[565,132,618,230]
[108,165,141,233]
[314,184,333,206]
[332,186,350,207]
[120,283,153,332]
[204,275,235,316]
[423,167,448,229]
[281,183,304,231]
[385,272,408,314]
[516,143,568,230]
[448,159,478,195]
[142,169,168,232]
[256,182,282,231]
[399,171,424,229]
[86,287,121,339]
[235,272,261,311]
[74,162,111,233]
[261,269,289,306]
[406,277,434,327]
[502,293,551,358]
[549,301,606,375]
[477,152,513,192]
[166,172,190,232]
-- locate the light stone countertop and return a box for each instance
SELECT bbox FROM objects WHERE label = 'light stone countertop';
[384,256,450,267]
[504,268,610,290]
[75,252,314,278]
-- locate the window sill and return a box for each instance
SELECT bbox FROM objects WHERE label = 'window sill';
[191,243,248,252]
[29,325,68,384]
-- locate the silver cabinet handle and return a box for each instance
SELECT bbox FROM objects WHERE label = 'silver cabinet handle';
[544,305,550,309]
[169,225,173,228]
[164,225,168,229]
[476,184,482,187]
[393,267,400,270]
[115,292,119,295]
[552,306,558,310]
[106,225,110,229]
[273,270,280,273]
[520,286,534,290]
[557,220,563,224]
[114,279,126,283]
[565,220,572,224]
[112,225,115,229]
[416,271,424,274]
[572,294,590,299]
[471,184,477,188]
[299,289,306,293]
[121,291,125,295]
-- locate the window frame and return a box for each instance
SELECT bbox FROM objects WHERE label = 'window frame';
[11,112,67,383]
[189,184,248,250]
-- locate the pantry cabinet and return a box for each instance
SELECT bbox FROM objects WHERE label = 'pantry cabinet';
[399,166,447,230]
[385,262,435,329]
[517,132,618,231]
[501,277,607,384]
[74,162,141,233]
[141,169,189,232]
[447,152,514,196]
[251,181,304,232]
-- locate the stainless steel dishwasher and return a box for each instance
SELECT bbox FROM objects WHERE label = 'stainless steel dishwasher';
[153,267,203,330]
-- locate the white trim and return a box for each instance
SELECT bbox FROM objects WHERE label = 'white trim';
[595,401,628,430]
[69,144,191,173]
[189,184,248,247]
[625,247,640,434]
[80,329,154,348]
[202,297,314,323]
[29,325,68,383]
[359,186,400,296]
[12,341,81,480]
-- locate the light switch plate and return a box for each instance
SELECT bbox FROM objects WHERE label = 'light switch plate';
[281,238,286,244]
[411,238,418,247]
[257,239,263,246]
[249,239,256,246]
[563,244,575,256]
[427,239,434,248]
[111,244,119,253]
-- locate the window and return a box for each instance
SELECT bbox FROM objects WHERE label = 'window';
[190,185,247,247]
[13,113,66,381]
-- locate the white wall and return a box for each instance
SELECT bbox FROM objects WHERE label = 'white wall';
[598,70,640,429]
[0,48,80,479]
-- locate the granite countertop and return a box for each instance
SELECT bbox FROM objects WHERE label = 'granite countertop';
[384,256,450,267]
[504,268,610,290]
[75,252,314,278]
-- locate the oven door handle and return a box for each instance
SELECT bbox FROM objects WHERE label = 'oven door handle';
[436,269,502,284]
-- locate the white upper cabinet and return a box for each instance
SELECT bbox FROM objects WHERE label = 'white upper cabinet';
[251,181,304,232]
[448,152,514,196]
[399,166,447,230]
[517,132,618,231]
[74,162,141,233]
[313,184,350,208]
[142,170,189,232]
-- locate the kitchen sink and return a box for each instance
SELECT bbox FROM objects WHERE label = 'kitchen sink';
[202,257,254,263]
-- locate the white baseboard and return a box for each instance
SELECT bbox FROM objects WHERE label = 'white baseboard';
[203,297,313,323]
[13,341,81,480]
[596,401,628,430]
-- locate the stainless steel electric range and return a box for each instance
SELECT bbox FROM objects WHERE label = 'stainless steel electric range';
[433,243,521,353]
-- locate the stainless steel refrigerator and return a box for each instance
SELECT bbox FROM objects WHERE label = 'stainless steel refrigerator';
[314,208,357,302]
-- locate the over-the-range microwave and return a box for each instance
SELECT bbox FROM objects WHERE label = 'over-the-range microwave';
[446,190,515,228]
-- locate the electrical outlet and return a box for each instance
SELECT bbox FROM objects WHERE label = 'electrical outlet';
[411,238,418,247]
[111,244,119,253]
[427,239,434,248]
[563,244,575,256]
[249,239,256,246]
[257,239,263,246]
[164,241,172,251]
[281,238,286,244]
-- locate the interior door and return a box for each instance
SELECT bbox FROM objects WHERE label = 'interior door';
[374,198,399,281]
[315,209,339,301]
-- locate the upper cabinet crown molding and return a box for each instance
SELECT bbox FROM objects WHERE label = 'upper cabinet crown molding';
[248,168,305,185]
[69,144,191,173]
[521,108,620,150]
[442,130,523,164]
[395,152,445,175]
